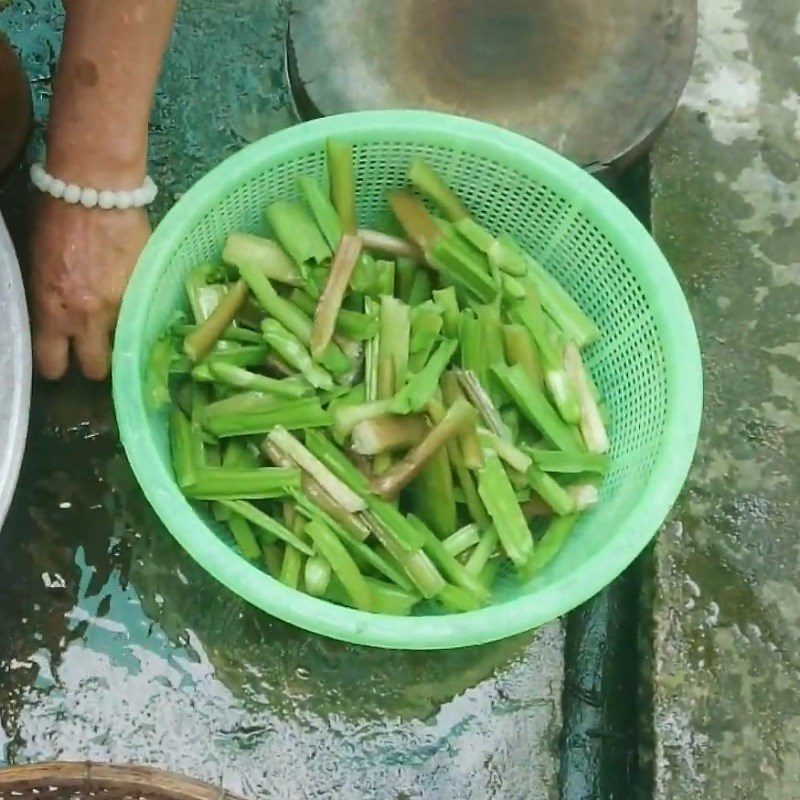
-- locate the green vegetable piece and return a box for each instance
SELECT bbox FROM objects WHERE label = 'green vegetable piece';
[290,288,377,340]
[304,519,372,611]
[477,453,534,567]
[206,361,310,397]
[217,499,313,555]
[491,362,581,452]
[409,516,489,602]
[296,175,343,249]
[437,584,482,613]
[326,139,357,234]
[261,318,334,391]
[222,232,303,287]
[442,524,481,558]
[464,525,499,577]
[521,514,579,578]
[169,408,197,488]
[526,447,608,474]
[201,397,331,437]
[265,200,331,272]
[228,513,261,560]
[498,234,599,347]
[408,159,469,222]
[326,576,418,616]
[526,466,576,516]
[304,555,332,596]
[184,467,301,500]
[390,339,458,414]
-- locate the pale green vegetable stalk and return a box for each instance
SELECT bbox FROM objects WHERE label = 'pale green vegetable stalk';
[185,264,225,323]
[442,524,481,558]
[477,452,534,567]
[370,398,476,499]
[358,228,421,260]
[184,467,301,500]
[262,544,284,578]
[378,296,410,398]
[228,513,261,560]
[441,371,483,469]
[290,288,378,340]
[480,305,510,405]
[296,176,342,249]
[265,200,331,275]
[304,555,332,596]
[464,525,499,576]
[169,408,197,488]
[491,362,581,452]
[408,516,489,602]
[363,517,446,599]
[222,233,303,286]
[184,280,250,363]
[236,266,350,375]
[432,286,460,338]
[477,428,532,474]
[267,425,366,513]
[350,414,429,455]
[201,397,331,437]
[454,368,512,442]
[190,346,270,379]
[389,339,457,414]
[503,323,544,389]
[427,397,488,526]
[364,297,381,402]
[407,269,433,307]
[520,514,579,578]
[327,139,357,234]
[310,234,363,359]
[326,576,419,616]
[438,584,483,612]
[526,465,575,516]
[408,159,469,222]
[291,490,412,591]
[498,233,599,347]
[304,519,372,611]
[216,499,313,554]
[206,362,310,397]
[261,318,334,391]
[262,440,370,542]
[525,447,607,474]
[388,191,496,303]
[396,257,418,304]
[280,543,305,590]
[568,483,600,510]
[508,283,562,370]
[408,301,443,372]
[563,342,609,453]
[408,445,457,537]
[544,368,582,426]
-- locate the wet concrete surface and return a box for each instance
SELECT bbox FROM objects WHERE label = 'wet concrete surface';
[648,0,800,796]
[0,2,564,797]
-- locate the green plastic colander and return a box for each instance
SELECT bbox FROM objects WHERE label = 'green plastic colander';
[112,111,702,650]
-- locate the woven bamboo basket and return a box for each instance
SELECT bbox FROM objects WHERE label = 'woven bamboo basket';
[0,762,246,800]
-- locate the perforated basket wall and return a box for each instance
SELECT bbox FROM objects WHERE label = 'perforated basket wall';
[113,111,701,649]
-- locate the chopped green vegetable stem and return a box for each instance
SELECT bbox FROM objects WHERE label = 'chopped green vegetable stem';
[327,139,358,234]
[183,280,249,363]
[371,398,476,499]
[310,234,363,359]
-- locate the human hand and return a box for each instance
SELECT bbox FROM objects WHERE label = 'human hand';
[30,195,150,380]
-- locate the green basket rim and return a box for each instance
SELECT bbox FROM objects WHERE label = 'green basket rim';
[112,110,702,649]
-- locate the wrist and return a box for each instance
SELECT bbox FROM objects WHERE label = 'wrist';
[45,122,148,189]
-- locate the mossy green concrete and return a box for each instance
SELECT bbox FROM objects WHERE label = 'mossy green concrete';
[648,1,800,796]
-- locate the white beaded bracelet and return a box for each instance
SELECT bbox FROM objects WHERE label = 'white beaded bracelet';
[29,162,158,209]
